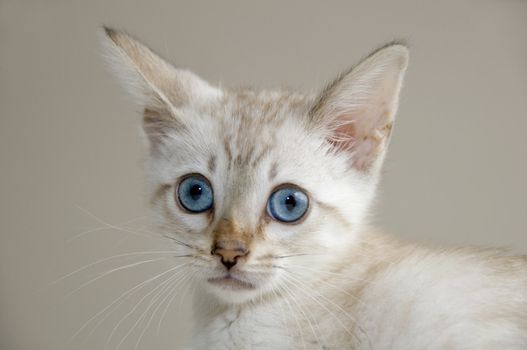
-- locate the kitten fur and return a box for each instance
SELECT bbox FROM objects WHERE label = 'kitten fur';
[102,27,527,349]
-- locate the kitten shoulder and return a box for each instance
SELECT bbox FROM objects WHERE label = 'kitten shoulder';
[341,230,527,349]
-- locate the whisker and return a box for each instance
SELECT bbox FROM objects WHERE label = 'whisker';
[62,263,189,349]
[290,268,374,349]
[83,264,190,344]
[282,271,371,349]
[49,251,185,286]
[278,264,383,285]
[155,270,194,335]
[292,268,370,309]
[108,222,152,251]
[274,253,322,259]
[104,271,186,350]
[281,273,358,345]
[188,255,212,263]
[66,258,166,297]
[108,221,206,252]
[67,215,148,242]
[103,265,189,350]
[275,283,307,350]
[135,270,194,348]
[122,270,187,350]
[116,225,210,254]
[74,205,163,241]
[280,277,322,347]
[269,288,292,348]
[162,234,199,250]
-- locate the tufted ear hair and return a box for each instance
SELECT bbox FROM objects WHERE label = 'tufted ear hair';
[310,43,409,175]
[101,27,221,147]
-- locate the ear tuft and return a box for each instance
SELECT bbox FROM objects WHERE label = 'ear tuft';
[103,26,118,42]
[310,43,409,173]
[100,26,221,111]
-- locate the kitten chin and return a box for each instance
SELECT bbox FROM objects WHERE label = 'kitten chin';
[102,27,527,349]
[202,271,274,304]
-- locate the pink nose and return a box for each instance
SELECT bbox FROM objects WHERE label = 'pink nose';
[212,240,249,270]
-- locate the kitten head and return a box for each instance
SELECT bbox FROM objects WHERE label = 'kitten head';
[102,28,408,304]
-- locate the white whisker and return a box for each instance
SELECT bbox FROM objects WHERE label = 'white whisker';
[280,276,323,347]
[275,283,307,350]
[282,271,371,349]
[49,251,183,286]
[74,205,162,241]
[155,270,194,335]
[66,258,166,297]
[135,269,194,349]
[67,215,148,242]
[125,271,186,350]
[103,264,189,350]
[62,263,188,349]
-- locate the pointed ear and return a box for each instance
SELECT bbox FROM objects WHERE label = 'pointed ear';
[310,43,409,174]
[101,27,221,146]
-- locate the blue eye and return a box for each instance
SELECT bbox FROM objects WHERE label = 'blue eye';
[267,186,309,223]
[177,174,213,213]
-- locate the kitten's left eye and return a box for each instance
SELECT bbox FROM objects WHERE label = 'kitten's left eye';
[177,174,213,213]
[267,186,309,223]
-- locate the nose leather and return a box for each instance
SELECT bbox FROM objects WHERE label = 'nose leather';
[212,240,249,270]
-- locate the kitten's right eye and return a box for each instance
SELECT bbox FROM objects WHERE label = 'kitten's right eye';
[177,174,213,213]
[267,185,309,223]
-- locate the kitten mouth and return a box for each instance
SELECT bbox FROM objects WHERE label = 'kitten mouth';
[207,275,255,290]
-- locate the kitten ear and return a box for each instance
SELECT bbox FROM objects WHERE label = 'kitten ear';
[310,43,409,173]
[101,27,221,145]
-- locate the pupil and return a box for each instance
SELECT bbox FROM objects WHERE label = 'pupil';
[189,184,202,200]
[284,195,296,211]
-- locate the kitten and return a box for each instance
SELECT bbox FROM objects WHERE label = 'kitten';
[102,27,527,349]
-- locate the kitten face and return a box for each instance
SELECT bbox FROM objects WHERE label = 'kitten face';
[145,91,372,303]
[102,28,408,304]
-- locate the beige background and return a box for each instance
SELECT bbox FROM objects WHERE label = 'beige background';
[1,1,526,349]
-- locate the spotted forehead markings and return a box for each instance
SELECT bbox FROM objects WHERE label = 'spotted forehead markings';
[250,144,272,168]
[223,138,233,166]
[268,161,279,181]
[208,154,217,173]
[223,137,267,170]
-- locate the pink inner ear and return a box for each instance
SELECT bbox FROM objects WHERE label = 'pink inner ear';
[331,120,358,146]
[329,108,393,171]
[351,137,376,170]
[312,45,407,172]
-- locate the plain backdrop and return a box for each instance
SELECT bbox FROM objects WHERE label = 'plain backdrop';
[1,1,526,349]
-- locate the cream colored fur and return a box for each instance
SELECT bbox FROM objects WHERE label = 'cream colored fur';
[102,27,527,349]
